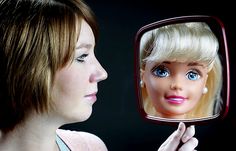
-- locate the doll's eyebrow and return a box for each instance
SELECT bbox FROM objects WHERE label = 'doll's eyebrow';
[162,61,171,64]
[162,61,204,67]
[187,62,204,67]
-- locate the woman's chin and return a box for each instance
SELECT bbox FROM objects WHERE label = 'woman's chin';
[69,109,93,123]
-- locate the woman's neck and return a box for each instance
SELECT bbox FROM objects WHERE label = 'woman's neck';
[0,111,65,151]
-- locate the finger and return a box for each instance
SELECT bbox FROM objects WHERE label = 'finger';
[182,125,195,143]
[166,122,186,144]
[158,122,186,151]
[175,122,186,138]
[178,137,198,151]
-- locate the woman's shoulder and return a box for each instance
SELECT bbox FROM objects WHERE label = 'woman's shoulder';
[56,129,108,151]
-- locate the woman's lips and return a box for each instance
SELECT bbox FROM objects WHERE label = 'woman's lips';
[165,95,186,104]
[85,92,97,103]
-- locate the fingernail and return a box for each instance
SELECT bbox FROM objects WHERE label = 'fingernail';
[182,135,189,142]
[178,122,184,131]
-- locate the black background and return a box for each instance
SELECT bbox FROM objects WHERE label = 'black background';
[62,1,236,150]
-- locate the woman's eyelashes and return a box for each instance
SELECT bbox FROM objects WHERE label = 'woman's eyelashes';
[76,53,89,63]
[151,65,202,81]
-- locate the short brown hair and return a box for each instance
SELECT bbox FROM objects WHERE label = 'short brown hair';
[0,0,98,133]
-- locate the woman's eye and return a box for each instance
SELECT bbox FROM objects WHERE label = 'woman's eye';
[76,54,88,63]
[152,65,170,78]
[186,70,200,81]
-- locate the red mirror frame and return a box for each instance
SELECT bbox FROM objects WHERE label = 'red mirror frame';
[134,15,230,125]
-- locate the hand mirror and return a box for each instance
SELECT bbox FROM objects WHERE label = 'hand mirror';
[134,15,230,125]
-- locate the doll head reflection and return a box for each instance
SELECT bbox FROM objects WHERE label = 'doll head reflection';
[140,22,223,119]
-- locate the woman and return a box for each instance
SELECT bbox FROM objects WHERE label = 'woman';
[0,0,197,150]
[140,22,223,119]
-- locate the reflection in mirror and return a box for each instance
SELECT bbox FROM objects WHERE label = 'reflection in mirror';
[135,16,229,124]
[140,22,222,120]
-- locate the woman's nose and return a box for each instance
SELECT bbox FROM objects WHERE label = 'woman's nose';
[89,59,108,83]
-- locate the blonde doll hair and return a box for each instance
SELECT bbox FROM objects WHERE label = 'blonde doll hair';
[140,22,223,118]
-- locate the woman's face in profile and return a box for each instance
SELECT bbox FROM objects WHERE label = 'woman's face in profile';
[142,61,208,118]
[51,19,107,122]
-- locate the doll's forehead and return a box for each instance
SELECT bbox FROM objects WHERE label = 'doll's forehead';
[148,60,208,69]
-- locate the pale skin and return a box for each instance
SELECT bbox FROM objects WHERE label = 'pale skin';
[0,19,108,151]
[142,61,208,119]
[158,122,198,151]
[0,20,198,151]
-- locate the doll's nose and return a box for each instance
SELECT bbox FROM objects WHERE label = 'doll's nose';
[170,77,183,91]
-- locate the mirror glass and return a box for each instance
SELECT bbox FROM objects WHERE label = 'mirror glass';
[134,15,230,124]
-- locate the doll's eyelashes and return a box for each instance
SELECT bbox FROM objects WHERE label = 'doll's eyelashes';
[151,64,202,81]
[152,65,170,78]
[186,70,201,81]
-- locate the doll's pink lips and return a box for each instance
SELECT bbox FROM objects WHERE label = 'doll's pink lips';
[165,95,187,104]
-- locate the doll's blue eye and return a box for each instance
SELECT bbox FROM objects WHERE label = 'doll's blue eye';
[186,70,200,81]
[152,65,170,78]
